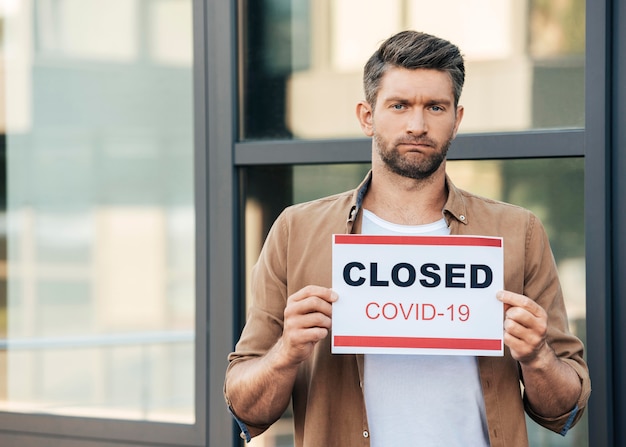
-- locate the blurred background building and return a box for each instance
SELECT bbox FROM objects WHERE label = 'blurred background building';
[0,0,622,446]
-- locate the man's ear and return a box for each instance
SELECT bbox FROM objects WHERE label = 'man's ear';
[452,105,464,139]
[356,101,374,137]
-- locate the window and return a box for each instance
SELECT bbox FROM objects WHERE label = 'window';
[241,160,587,447]
[237,1,588,446]
[0,0,199,441]
[240,0,584,141]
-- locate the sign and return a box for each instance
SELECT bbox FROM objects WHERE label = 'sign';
[331,234,504,356]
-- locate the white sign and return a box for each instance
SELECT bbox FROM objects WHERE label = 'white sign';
[331,234,504,356]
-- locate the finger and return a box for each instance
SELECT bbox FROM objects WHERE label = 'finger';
[503,316,544,343]
[286,295,334,320]
[283,314,332,351]
[504,306,538,329]
[503,332,537,361]
[503,306,548,362]
[294,326,330,343]
[280,325,330,364]
[503,325,547,362]
[285,309,333,331]
[497,290,544,318]
[289,285,338,304]
[504,305,548,340]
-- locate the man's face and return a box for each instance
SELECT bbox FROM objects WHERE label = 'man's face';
[362,67,464,180]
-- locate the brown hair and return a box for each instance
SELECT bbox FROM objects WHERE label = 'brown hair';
[363,30,465,108]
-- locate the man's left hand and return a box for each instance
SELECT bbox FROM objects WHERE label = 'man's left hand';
[497,290,551,366]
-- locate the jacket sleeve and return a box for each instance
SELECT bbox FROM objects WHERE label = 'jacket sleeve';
[224,210,291,439]
[520,213,591,435]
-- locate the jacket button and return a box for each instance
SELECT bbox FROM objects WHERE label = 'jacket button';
[363,430,369,438]
[459,215,466,221]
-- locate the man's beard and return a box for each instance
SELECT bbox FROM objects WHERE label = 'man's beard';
[374,132,453,180]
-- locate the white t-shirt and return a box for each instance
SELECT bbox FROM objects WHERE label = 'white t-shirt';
[362,210,490,447]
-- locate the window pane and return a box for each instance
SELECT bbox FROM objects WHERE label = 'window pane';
[0,0,195,423]
[242,159,587,446]
[447,158,587,446]
[240,0,584,140]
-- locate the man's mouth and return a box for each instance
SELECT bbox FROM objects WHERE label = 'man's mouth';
[398,140,434,150]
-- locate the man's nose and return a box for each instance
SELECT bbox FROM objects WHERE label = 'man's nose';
[407,109,427,134]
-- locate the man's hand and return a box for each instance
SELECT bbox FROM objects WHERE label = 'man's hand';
[225,285,337,428]
[278,285,338,366]
[497,290,551,367]
[496,289,581,417]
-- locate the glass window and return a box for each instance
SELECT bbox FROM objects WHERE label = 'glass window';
[450,158,587,446]
[0,0,195,423]
[240,0,584,140]
[242,159,586,446]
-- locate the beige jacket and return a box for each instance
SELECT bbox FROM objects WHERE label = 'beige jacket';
[225,172,591,447]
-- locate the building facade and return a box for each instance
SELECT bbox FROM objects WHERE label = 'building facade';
[0,0,623,446]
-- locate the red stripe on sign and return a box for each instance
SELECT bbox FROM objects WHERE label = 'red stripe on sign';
[334,335,502,351]
[333,234,502,247]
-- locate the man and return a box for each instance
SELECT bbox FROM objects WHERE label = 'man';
[225,30,590,446]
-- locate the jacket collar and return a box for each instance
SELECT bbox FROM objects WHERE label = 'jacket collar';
[443,175,469,226]
[347,171,372,227]
[348,170,469,227]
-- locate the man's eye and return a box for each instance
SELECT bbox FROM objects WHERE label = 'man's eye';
[430,105,444,112]
[392,104,405,110]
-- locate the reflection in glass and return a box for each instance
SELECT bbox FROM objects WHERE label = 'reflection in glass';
[240,0,585,140]
[243,159,586,446]
[0,0,195,423]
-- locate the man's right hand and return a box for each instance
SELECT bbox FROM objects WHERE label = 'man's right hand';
[276,286,338,367]
[225,285,338,430]
[277,285,338,366]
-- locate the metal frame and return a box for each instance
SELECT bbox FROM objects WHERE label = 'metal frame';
[234,130,585,166]
[0,0,622,445]
[230,0,622,445]
[0,0,234,445]
[230,2,617,447]
[611,0,626,441]
[204,1,239,447]
[584,0,613,446]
